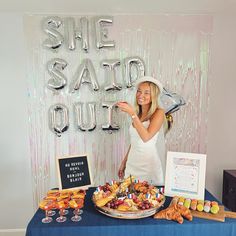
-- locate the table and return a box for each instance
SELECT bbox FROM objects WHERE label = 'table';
[26,188,236,236]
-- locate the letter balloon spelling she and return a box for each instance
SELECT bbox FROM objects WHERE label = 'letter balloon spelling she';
[117,76,166,186]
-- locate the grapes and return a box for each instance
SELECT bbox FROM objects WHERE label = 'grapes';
[133,198,139,204]
[106,199,124,209]
[100,183,112,193]
[138,200,153,210]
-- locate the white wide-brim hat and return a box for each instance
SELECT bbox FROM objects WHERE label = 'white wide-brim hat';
[135,76,163,92]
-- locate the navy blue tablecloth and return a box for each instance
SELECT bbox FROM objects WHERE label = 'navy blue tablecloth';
[26,188,236,236]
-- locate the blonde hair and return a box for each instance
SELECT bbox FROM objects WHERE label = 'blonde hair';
[134,82,161,120]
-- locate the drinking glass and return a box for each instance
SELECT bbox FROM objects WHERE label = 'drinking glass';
[71,190,86,215]
[69,199,84,222]
[56,201,67,223]
[43,198,56,216]
[39,200,53,223]
[46,190,59,216]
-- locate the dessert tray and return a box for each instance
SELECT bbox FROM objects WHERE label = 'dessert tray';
[92,176,165,219]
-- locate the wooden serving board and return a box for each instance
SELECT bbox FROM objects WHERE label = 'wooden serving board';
[224,210,236,219]
[191,205,225,222]
[191,205,236,222]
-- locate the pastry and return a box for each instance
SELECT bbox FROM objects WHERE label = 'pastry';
[154,198,193,224]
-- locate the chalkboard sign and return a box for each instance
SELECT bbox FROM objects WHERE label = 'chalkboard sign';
[56,154,93,190]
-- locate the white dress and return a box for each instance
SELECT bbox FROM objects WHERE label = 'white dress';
[125,120,165,186]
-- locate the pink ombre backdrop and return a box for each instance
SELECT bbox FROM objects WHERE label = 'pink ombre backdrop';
[24,14,212,208]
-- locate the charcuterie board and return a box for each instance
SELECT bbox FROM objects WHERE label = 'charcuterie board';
[93,197,165,219]
[92,176,165,219]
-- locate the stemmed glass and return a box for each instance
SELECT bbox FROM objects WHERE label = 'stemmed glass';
[69,199,84,222]
[39,200,53,223]
[46,190,59,216]
[56,200,67,223]
[43,198,56,216]
[56,196,70,215]
[58,191,71,215]
[63,198,70,215]
[71,190,86,215]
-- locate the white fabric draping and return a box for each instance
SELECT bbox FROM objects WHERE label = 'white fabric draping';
[24,14,211,209]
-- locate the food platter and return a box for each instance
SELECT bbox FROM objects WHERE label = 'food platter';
[92,176,165,219]
[93,196,165,219]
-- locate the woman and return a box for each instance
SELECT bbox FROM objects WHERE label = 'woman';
[117,76,166,185]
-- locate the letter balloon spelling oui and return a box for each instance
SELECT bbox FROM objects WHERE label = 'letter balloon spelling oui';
[74,102,96,131]
[49,104,69,137]
[102,102,119,133]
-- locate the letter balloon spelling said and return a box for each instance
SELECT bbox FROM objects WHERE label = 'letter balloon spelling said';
[124,56,146,88]
[42,16,64,51]
[102,59,122,91]
[47,58,68,91]
[70,58,99,93]
[94,16,115,49]
[74,102,96,131]
[64,17,89,52]
[49,104,69,137]
[102,102,120,133]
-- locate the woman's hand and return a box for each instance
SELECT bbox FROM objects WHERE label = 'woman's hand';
[118,161,126,179]
[118,145,130,179]
[116,101,135,117]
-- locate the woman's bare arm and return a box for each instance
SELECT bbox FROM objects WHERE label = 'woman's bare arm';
[117,102,164,143]
[118,145,131,179]
[132,109,165,142]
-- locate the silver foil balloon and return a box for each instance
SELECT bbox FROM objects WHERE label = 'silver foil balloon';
[64,17,89,52]
[64,17,76,50]
[70,58,99,93]
[102,101,120,133]
[161,88,186,115]
[124,56,145,88]
[42,16,63,51]
[74,102,96,131]
[49,104,69,137]
[77,17,89,52]
[47,58,68,91]
[102,59,122,91]
[94,16,115,49]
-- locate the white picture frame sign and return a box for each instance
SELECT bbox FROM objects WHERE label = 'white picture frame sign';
[164,151,206,200]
